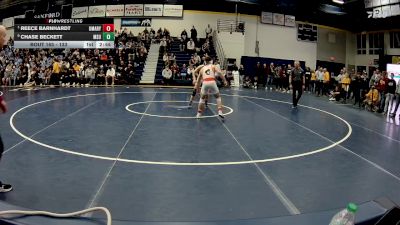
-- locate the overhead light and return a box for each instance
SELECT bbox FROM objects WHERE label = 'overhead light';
[333,0,344,4]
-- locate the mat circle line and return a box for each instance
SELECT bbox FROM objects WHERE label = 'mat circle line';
[9,91,352,166]
[125,100,234,119]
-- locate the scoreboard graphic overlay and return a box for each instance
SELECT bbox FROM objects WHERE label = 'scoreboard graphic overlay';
[14,18,115,49]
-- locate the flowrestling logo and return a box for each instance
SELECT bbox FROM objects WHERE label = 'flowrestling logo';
[121,18,152,27]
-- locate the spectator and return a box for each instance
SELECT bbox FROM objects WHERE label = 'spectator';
[239,64,245,86]
[163,53,169,65]
[329,85,342,102]
[160,38,167,53]
[106,65,116,85]
[389,78,400,117]
[187,39,196,54]
[187,64,195,83]
[85,65,96,85]
[315,67,324,97]
[180,64,188,80]
[181,29,188,39]
[201,40,210,54]
[384,73,396,115]
[341,73,351,103]
[364,85,380,112]
[193,53,201,66]
[376,72,388,112]
[267,63,275,90]
[352,72,363,107]
[171,63,180,79]
[310,69,316,93]
[323,68,330,96]
[205,24,213,38]
[51,58,61,86]
[369,69,381,87]
[305,67,311,93]
[190,26,198,43]
[162,66,172,85]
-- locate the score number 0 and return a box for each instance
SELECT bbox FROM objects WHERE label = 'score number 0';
[103,24,114,32]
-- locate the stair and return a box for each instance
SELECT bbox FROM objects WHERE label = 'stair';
[154,38,218,85]
[140,43,160,84]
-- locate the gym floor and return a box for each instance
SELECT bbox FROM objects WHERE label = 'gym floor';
[0,86,399,223]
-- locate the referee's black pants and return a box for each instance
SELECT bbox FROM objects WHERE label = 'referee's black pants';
[292,80,303,107]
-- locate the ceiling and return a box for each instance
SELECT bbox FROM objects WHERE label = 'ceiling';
[0,0,399,32]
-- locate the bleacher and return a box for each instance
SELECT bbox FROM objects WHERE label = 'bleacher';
[154,38,218,85]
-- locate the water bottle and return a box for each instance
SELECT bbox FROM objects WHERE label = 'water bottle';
[329,203,358,225]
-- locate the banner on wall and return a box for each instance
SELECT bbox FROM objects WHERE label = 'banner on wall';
[106,5,124,17]
[163,5,183,17]
[2,17,14,28]
[261,12,273,24]
[71,6,88,18]
[125,4,143,16]
[88,5,106,17]
[143,4,163,16]
[121,18,152,27]
[284,15,295,27]
[29,5,62,19]
[272,13,285,25]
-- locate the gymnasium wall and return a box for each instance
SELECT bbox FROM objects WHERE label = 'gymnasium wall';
[317,27,347,64]
[114,10,318,69]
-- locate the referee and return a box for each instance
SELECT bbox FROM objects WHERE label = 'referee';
[289,61,305,109]
[0,25,13,193]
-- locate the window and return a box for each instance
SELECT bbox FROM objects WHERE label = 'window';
[390,32,400,48]
[368,33,384,55]
[357,34,366,55]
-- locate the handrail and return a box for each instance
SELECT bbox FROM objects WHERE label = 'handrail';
[213,30,227,69]
[217,19,245,34]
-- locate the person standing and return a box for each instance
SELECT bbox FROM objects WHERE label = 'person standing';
[352,72,363,108]
[389,79,400,118]
[384,73,396,115]
[315,67,324,96]
[289,61,305,108]
[0,25,13,193]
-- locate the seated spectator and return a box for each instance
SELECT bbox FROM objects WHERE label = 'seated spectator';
[168,53,176,65]
[201,40,210,54]
[189,56,196,67]
[163,53,169,65]
[171,63,180,78]
[193,53,201,66]
[97,67,106,85]
[179,36,187,52]
[364,85,380,112]
[187,39,196,54]
[329,86,342,101]
[162,66,172,85]
[180,64,188,80]
[85,65,96,85]
[160,38,167,53]
[243,76,252,88]
[187,64,194,82]
[106,65,116,85]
